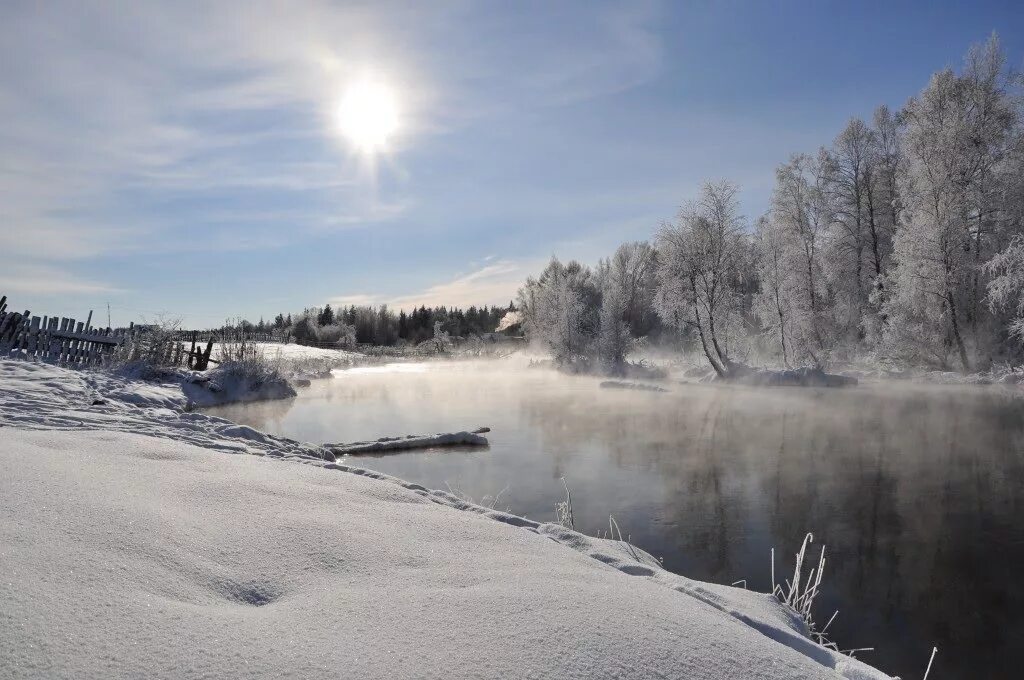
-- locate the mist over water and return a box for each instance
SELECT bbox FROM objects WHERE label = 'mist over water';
[207,360,1024,679]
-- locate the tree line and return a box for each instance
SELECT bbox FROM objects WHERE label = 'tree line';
[226,303,515,347]
[518,36,1024,376]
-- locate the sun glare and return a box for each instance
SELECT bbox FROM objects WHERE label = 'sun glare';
[336,78,399,153]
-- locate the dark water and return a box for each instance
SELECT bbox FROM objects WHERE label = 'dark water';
[206,360,1024,679]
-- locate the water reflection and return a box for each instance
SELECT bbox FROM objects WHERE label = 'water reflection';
[206,361,1024,679]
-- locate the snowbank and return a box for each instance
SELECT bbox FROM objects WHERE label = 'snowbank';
[182,362,297,408]
[0,359,892,680]
[0,360,324,460]
[832,364,1024,389]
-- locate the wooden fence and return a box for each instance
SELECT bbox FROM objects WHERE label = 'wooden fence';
[171,329,288,345]
[0,294,125,367]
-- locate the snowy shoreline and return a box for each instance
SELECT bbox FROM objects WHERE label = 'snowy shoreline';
[0,358,892,679]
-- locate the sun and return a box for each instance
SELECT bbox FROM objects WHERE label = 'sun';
[335,78,399,153]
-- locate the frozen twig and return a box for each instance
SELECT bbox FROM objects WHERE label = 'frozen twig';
[555,477,575,530]
[922,646,938,680]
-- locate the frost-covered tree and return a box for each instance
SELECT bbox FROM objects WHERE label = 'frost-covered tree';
[870,105,904,281]
[317,322,357,347]
[753,216,795,367]
[597,281,629,372]
[824,118,880,339]
[509,35,1024,374]
[882,35,1021,370]
[770,153,834,365]
[518,257,600,364]
[985,235,1024,341]
[607,241,659,338]
[654,181,747,377]
[518,244,658,372]
[290,312,320,344]
[591,240,660,371]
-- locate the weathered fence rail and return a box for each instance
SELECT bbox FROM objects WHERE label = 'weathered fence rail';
[171,330,288,344]
[0,294,125,367]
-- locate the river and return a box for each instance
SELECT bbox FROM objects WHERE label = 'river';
[205,359,1024,679]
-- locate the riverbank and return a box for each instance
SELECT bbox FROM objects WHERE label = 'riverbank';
[0,359,892,679]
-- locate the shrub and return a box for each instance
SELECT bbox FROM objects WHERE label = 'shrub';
[109,318,184,379]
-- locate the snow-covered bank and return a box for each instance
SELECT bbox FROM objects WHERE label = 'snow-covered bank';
[673,359,1024,392]
[727,367,858,388]
[182,362,297,407]
[215,341,365,383]
[0,359,892,679]
[838,366,1024,387]
[0,361,324,460]
[234,341,363,363]
[111,342,366,408]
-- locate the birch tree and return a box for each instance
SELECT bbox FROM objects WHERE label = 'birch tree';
[608,241,659,337]
[824,117,881,340]
[985,235,1024,341]
[518,257,600,365]
[883,35,1020,370]
[753,215,794,367]
[654,181,747,377]
[770,152,834,365]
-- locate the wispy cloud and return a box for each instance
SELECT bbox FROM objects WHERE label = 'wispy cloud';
[0,264,120,296]
[330,259,536,311]
[327,294,383,308]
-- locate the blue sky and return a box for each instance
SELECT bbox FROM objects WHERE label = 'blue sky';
[1,1,1021,327]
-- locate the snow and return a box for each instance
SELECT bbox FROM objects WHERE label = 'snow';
[726,367,859,388]
[215,341,366,384]
[0,358,892,679]
[832,364,1024,389]
[181,363,297,408]
[327,429,490,457]
[217,341,363,364]
[599,380,669,392]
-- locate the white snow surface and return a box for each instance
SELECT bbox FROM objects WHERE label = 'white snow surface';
[0,359,892,679]
[216,341,362,362]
